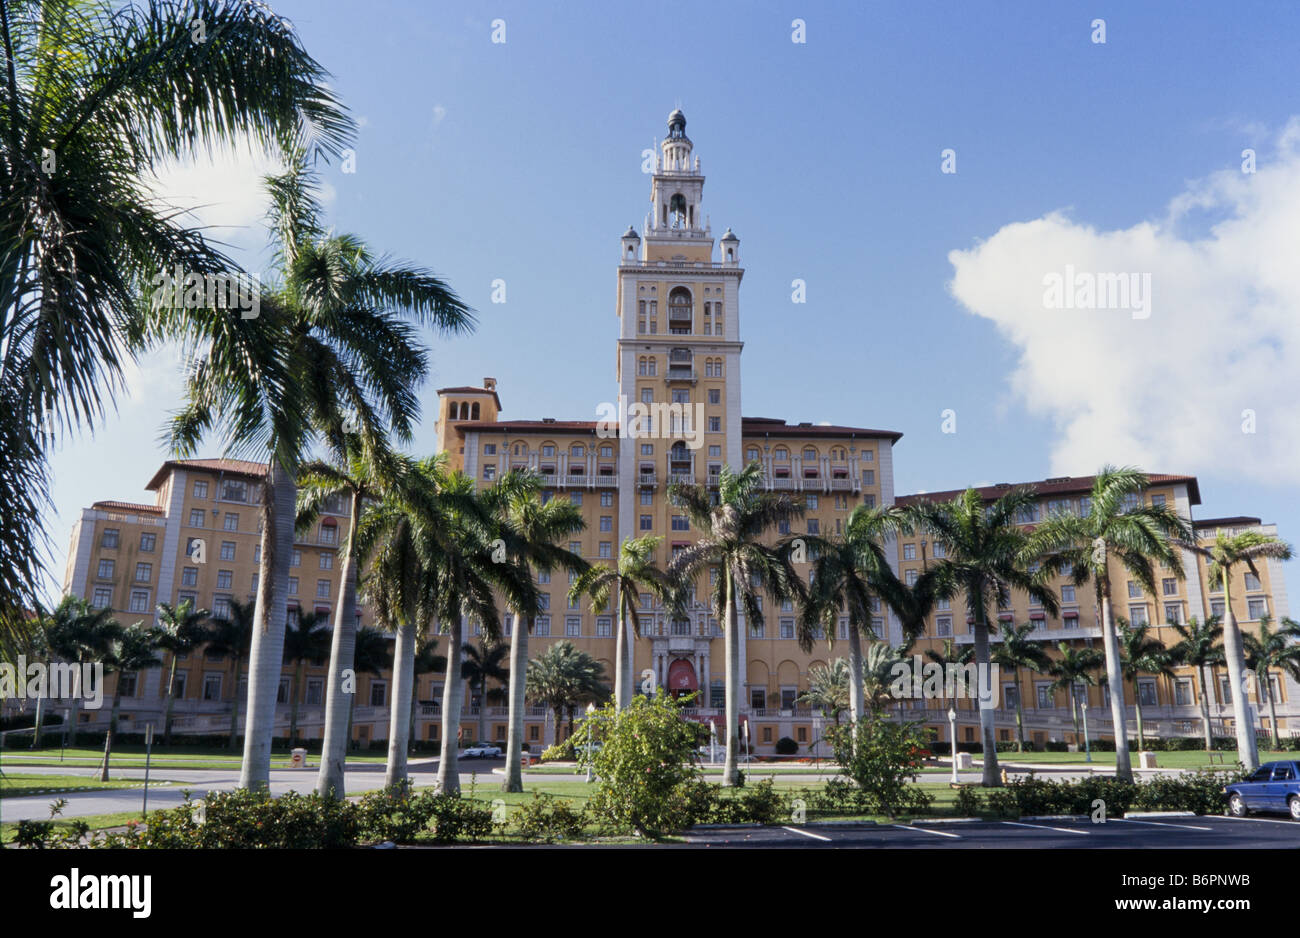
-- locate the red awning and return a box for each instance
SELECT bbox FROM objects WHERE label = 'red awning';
[998,613,1013,621]
[1030,611,1046,620]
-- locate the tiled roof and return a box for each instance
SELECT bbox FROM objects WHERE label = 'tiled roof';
[454,420,599,434]
[896,473,1201,507]
[741,417,902,442]
[92,500,163,515]
[146,458,267,490]
[437,385,503,410]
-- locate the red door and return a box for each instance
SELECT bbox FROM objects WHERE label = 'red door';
[666,659,698,700]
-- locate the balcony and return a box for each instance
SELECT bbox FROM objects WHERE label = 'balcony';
[770,477,798,491]
[592,474,618,488]
[829,477,852,491]
[668,472,695,486]
[665,367,697,383]
[638,472,657,488]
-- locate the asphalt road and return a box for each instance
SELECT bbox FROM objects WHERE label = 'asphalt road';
[681,815,1300,848]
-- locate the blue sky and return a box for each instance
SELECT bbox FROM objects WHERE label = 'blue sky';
[44,0,1300,604]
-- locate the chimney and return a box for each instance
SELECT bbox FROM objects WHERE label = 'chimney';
[483,377,497,391]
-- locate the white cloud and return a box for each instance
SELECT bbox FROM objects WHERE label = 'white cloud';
[947,119,1300,485]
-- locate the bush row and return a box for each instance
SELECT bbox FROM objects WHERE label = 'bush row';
[974,770,1247,818]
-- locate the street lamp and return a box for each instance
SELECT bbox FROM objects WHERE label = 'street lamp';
[948,707,958,783]
[1081,701,1092,762]
[584,702,596,783]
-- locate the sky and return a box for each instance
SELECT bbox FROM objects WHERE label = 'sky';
[41,0,1300,605]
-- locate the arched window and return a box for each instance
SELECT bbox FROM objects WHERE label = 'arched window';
[668,287,691,334]
[669,193,687,228]
[448,401,460,420]
[470,402,480,420]
[747,446,760,462]
[773,447,790,462]
[571,444,584,459]
[803,447,818,462]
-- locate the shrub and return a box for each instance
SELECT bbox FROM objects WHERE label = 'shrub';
[984,769,1245,818]
[509,792,588,843]
[774,736,799,755]
[540,740,577,762]
[575,691,702,837]
[824,716,932,816]
[953,785,984,817]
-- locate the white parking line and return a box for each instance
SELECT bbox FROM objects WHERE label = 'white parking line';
[1112,818,1213,832]
[1218,815,1300,826]
[1001,820,1089,835]
[893,823,961,839]
[781,826,832,842]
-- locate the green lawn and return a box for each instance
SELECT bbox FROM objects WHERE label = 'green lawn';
[0,809,146,844]
[1,745,392,772]
[971,749,1291,770]
[0,773,170,799]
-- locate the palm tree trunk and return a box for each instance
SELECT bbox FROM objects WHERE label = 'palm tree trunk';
[1071,696,1080,742]
[161,656,178,746]
[317,504,360,798]
[1198,664,1214,752]
[227,655,242,750]
[1014,668,1026,752]
[1263,669,1280,750]
[614,589,632,710]
[1220,576,1259,770]
[1134,689,1145,752]
[1098,580,1134,782]
[289,659,303,746]
[435,619,464,795]
[971,605,999,787]
[502,614,530,792]
[30,694,42,748]
[385,622,416,788]
[240,458,296,791]
[722,569,742,787]
[846,624,865,725]
[109,680,123,736]
[476,680,488,746]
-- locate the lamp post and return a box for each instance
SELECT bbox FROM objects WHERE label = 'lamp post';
[1081,701,1092,762]
[584,702,596,783]
[948,707,958,783]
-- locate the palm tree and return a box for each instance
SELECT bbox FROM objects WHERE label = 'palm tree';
[1169,616,1225,753]
[149,600,209,745]
[862,640,913,711]
[282,610,330,747]
[925,639,976,713]
[1047,643,1104,745]
[901,487,1059,787]
[1031,467,1192,782]
[525,641,611,745]
[102,623,158,736]
[798,658,851,724]
[569,534,673,713]
[1177,528,1294,770]
[160,158,472,790]
[461,641,510,746]
[484,473,587,793]
[43,597,122,744]
[1115,616,1177,752]
[0,0,352,652]
[297,433,408,796]
[345,625,394,754]
[990,622,1051,752]
[801,504,921,726]
[204,597,255,749]
[1242,615,1300,750]
[667,462,805,787]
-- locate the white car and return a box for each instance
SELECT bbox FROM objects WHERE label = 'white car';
[461,743,503,758]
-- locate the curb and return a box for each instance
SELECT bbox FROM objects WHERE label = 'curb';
[912,817,983,824]
[1020,814,1088,821]
[1123,811,1197,818]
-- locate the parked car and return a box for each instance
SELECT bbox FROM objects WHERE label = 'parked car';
[461,743,503,759]
[1224,760,1300,820]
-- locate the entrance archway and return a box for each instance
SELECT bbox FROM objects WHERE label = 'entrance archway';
[666,658,698,700]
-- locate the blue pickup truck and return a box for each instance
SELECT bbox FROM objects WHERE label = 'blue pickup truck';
[1224,760,1300,820]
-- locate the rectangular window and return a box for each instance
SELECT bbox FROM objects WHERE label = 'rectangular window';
[779,618,795,639]
[181,566,198,587]
[566,616,582,637]
[320,552,334,570]
[203,674,223,701]
[92,586,113,608]
[1037,685,1053,709]
[1244,573,1262,591]
[600,516,612,532]
[188,509,205,527]
[599,542,612,558]
[221,480,247,503]
[749,620,764,639]
[223,512,239,531]
[306,679,324,706]
[217,569,233,589]
[212,595,231,619]
[1150,494,1166,508]
[1128,604,1149,626]
[317,579,330,599]
[1162,577,1178,596]
[1128,581,1143,598]
[193,480,209,498]
[1174,680,1193,706]
[534,616,551,637]
[288,576,299,595]
[1247,598,1268,619]
[807,519,819,535]
[1164,603,1182,625]
[596,617,612,637]
[1138,681,1157,707]
[600,492,614,507]
[139,532,156,552]
[97,559,115,579]
[369,681,386,707]
[220,541,236,561]
[936,616,952,637]
[129,590,150,613]
[1061,585,1075,603]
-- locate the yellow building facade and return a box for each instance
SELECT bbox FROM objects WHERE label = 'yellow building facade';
[45,111,1296,754]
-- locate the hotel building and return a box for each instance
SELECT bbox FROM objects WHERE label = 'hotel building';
[41,111,1297,753]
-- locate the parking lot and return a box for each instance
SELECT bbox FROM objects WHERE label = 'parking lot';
[681,814,1300,849]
